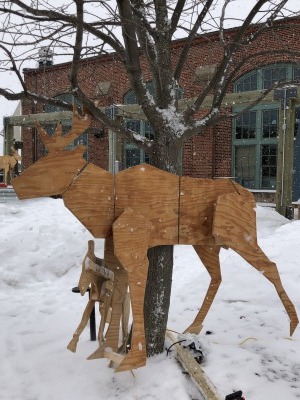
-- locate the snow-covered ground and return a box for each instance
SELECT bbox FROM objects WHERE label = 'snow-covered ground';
[1,197,300,400]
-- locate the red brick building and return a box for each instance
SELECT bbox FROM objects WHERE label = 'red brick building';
[21,17,300,201]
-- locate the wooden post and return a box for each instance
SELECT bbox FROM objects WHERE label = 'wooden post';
[4,122,14,155]
[276,99,296,216]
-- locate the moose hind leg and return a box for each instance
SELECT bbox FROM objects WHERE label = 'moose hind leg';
[184,245,221,334]
[213,192,299,335]
[234,245,298,336]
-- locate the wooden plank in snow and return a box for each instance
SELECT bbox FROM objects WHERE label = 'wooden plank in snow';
[166,331,221,400]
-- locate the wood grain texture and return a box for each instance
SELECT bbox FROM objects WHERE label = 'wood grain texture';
[115,164,179,246]
[36,110,91,151]
[63,164,115,237]
[113,208,151,371]
[166,331,222,400]
[213,192,257,249]
[179,177,238,245]
[12,148,87,199]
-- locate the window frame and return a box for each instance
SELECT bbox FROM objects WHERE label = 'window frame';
[234,63,299,93]
[232,63,300,190]
[232,103,279,190]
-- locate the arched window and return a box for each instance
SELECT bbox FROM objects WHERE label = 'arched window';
[232,64,300,190]
[235,64,300,93]
[44,94,88,158]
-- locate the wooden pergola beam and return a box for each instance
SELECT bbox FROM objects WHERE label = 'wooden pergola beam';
[6,89,298,126]
[5,110,73,126]
[115,90,285,120]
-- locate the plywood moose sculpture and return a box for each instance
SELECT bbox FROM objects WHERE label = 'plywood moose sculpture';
[0,148,21,184]
[12,109,299,372]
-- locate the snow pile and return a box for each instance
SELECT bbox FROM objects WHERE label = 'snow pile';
[1,198,300,400]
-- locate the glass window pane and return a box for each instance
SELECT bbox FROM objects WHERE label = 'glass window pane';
[235,72,258,92]
[124,89,137,104]
[125,120,141,133]
[261,144,277,189]
[262,109,278,138]
[235,111,256,139]
[234,146,256,189]
[295,108,300,137]
[145,121,155,140]
[262,66,287,89]
[293,67,300,81]
[125,148,141,168]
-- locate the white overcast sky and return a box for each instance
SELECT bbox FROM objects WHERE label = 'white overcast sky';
[0,0,300,154]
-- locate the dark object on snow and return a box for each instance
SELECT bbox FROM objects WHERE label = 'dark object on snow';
[225,390,245,400]
[166,340,204,364]
[183,341,204,364]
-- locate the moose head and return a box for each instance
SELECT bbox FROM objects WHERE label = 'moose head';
[12,109,91,199]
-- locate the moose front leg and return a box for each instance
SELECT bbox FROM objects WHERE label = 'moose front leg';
[113,208,151,372]
[184,245,221,334]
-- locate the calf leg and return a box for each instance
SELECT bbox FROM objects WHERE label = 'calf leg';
[97,287,113,346]
[184,245,221,334]
[67,299,96,352]
[88,269,127,360]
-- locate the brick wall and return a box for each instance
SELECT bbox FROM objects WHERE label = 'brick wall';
[22,17,300,179]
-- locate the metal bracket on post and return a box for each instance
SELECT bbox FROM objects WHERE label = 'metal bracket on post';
[274,87,298,109]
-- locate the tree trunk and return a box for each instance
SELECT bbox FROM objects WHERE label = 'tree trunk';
[143,137,181,356]
[144,245,174,355]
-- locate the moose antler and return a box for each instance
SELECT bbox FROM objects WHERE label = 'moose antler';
[36,106,91,152]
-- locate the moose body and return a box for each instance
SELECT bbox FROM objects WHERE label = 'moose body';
[0,150,21,184]
[12,111,299,372]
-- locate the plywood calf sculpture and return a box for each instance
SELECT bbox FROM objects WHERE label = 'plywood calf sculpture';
[67,239,130,362]
[0,148,21,184]
[12,109,299,372]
